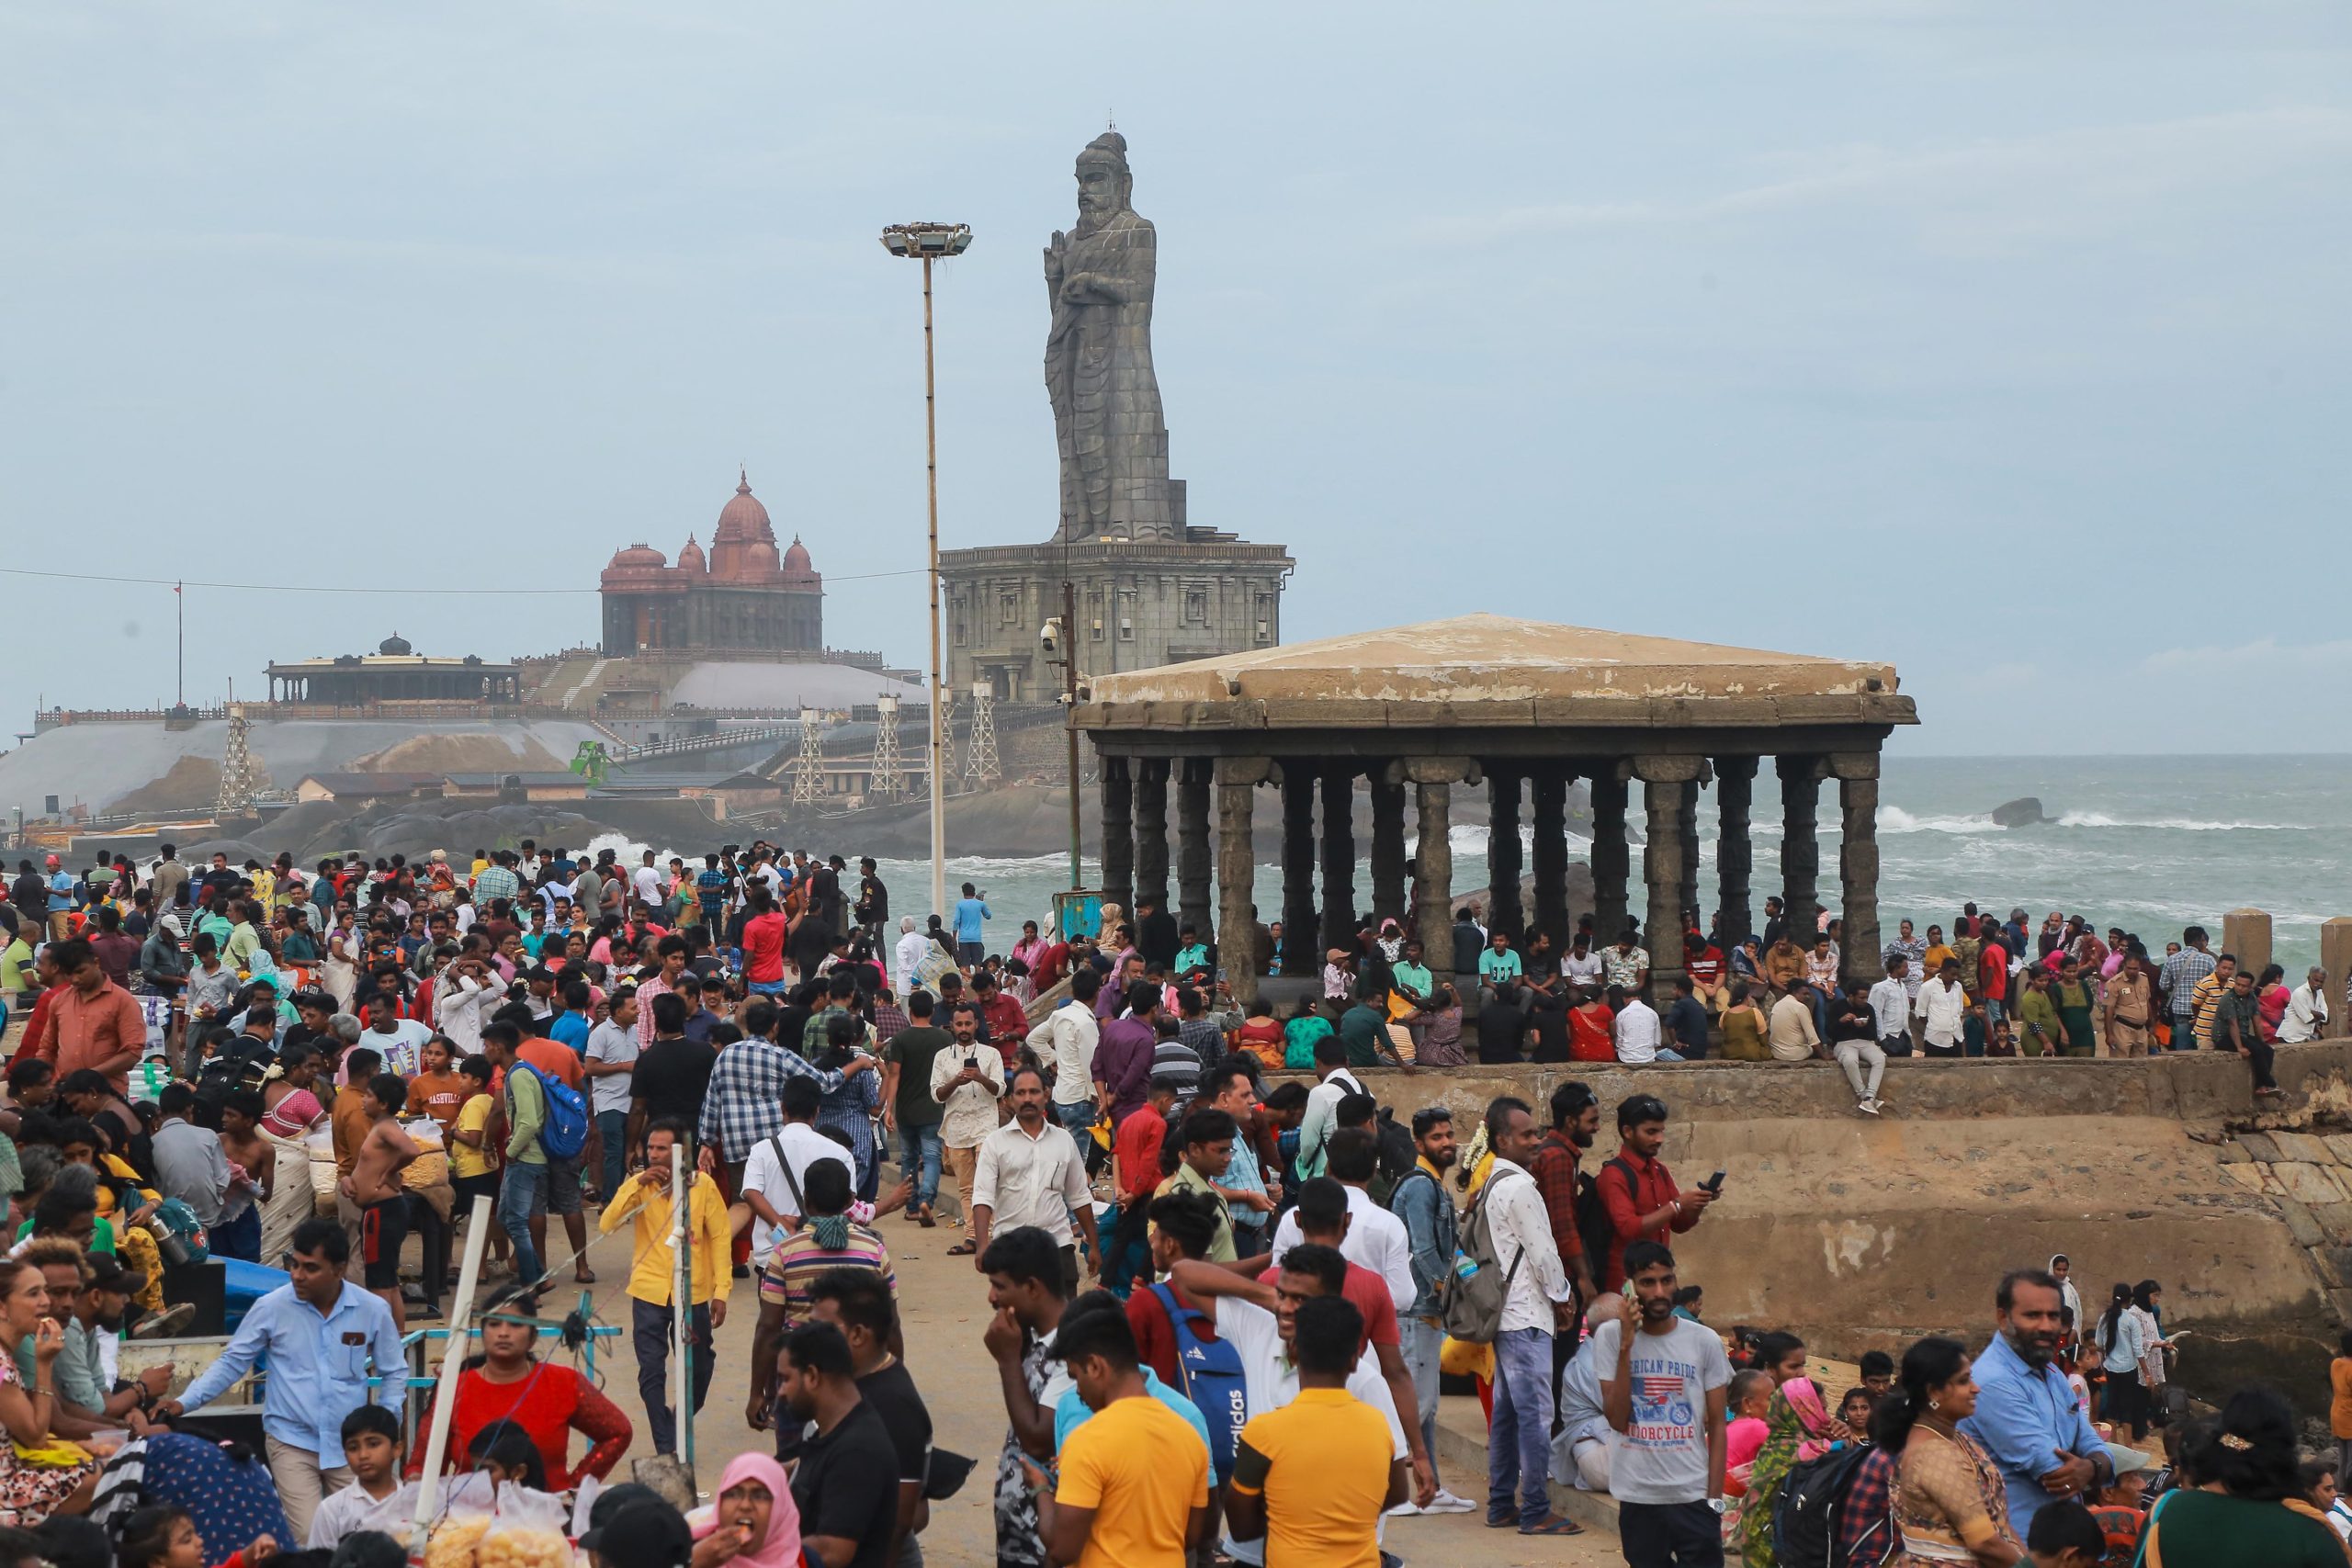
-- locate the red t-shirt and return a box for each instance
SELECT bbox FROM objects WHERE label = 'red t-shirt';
[1256,1259,1396,1354]
[1114,1105,1168,1201]
[1978,942,2009,1003]
[981,994,1029,1066]
[1032,942,1070,992]
[1126,1280,1223,1386]
[741,911,787,984]
[1686,945,1725,987]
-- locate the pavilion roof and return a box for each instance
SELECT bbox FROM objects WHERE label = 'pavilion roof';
[1074,614,1914,731]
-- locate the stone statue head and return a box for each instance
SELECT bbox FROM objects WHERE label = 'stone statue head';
[1074,130,1132,220]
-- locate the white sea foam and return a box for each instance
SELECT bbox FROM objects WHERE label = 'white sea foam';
[2051,810,2294,831]
[1879,807,2003,836]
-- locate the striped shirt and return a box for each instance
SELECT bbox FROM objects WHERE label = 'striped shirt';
[1149,1033,1202,1106]
[758,1221,896,1324]
[2189,970,2231,1044]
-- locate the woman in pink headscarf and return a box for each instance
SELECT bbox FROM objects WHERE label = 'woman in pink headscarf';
[1738,1376,1838,1568]
[692,1453,802,1568]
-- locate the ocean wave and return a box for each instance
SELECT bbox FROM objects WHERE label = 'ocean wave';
[1879,807,2005,836]
[2051,810,2296,831]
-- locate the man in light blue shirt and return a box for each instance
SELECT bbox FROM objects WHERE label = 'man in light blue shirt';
[952,881,991,965]
[1959,1267,2111,1540]
[158,1217,406,1544]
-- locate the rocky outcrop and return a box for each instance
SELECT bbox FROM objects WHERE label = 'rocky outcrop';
[1991,796,2048,827]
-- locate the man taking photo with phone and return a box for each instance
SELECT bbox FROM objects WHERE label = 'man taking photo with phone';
[1595,1094,1714,1292]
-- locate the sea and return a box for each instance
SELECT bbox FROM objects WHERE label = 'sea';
[589,754,2351,973]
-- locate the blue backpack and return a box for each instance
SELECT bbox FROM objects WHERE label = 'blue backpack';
[1149,1283,1248,1481]
[515,1062,590,1160]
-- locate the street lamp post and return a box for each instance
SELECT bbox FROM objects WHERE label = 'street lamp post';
[880,221,973,922]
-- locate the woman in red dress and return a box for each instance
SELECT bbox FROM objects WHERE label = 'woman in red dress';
[410,1313,631,1490]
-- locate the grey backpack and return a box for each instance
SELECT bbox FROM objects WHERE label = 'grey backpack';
[1441,1174,1523,1345]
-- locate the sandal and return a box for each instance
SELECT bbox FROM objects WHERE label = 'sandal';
[946,1240,978,1257]
[574,1268,597,1284]
[916,1205,937,1229]
[1518,1517,1584,1537]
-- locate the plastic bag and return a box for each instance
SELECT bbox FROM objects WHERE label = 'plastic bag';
[476,1484,571,1568]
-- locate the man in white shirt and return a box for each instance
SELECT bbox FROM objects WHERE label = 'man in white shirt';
[359,993,431,1079]
[630,852,666,914]
[894,916,932,995]
[1613,991,1676,1064]
[1915,956,1972,1058]
[1869,954,1914,1057]
[738,1077,854,1262]
[2280,965,2331,1043]
[931,1000,1006,1232]
[1598,1239,1731,1555]
[1767,984,1823,1063]
[1266,1129,1417,1314]
[1562,934,1605,992]
[1169,1243,1428,1560]
[970,1065,1100,1296]
[434,955,495,1057]
[1025,969,1102,1132]
[1478,1096,1579,1536]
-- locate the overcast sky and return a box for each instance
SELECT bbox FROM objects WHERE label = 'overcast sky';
[6,2,2347,753]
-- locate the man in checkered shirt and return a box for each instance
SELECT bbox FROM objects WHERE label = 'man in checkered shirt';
[2155,925,2218,1048]
[697,997,875,1176]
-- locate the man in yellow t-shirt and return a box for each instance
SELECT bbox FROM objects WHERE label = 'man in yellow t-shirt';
[1033,1292,1210,1568]
[1226,1294,1405,1568]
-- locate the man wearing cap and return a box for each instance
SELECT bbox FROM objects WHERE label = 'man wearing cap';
[580,1488,694,1568]
[43,854,78,941]
[20,1243,169,1437]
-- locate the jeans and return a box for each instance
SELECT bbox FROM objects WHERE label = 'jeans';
[631,1297,714,1455]
[2167,1013,2197,1050]
[597,1110,629,1198]
[1984,998,2005,1027]
[1488,1325,1555,1528]
[1053,1099,1097,1135]
[1835,1040,1886,1100]
[1400,1316,1443,1479]
[500,1160,549,1285]
[1620,1499,1724,1567]
[899,1123,944,1210]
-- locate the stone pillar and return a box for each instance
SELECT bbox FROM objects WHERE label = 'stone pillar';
[1175,758,1213,942]
[1714,756,1758,947]
[1589,763,1632,942]
[1320,765,1358,953]
[1134,757,1171,915]
[1831,752,1883,990]
[1279,763,1318,976]
[1216,759,1272,1005]
[2223,908,2273,984]
[1678,777,1702,936]
[1634,758,1704,998]
[1396,758,1481,971]
[2322,919,2352,1040]
[1778,754,1825,940]
[1369,774,1408,922]
[1532,770,1570,942]
[1100,754,1134,915]
[1487,771,1525,947]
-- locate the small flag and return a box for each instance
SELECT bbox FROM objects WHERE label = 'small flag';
[1636,1376,1683,1403]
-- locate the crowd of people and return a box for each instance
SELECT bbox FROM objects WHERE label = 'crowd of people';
[0,839,2340,1568]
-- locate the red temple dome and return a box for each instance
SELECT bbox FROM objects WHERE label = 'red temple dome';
[606,543,666,570]
[676,533,707,573]
[714,469,774,545]
[781,536,813,577]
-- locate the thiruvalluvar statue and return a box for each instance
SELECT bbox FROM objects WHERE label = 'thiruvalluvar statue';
[1044,130,1179,542]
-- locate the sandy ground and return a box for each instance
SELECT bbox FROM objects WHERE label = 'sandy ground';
[535,1191,1626,1568]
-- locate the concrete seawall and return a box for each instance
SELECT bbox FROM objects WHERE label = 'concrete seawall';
[1290,1042,2352,1416]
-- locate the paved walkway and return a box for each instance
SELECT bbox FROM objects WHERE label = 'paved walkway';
[551,1196,1623,1565]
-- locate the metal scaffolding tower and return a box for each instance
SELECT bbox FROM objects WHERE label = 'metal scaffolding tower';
[925,695,956,797]
[216,705,259,817]
[791,708,825,807]
[964,681,1000,786]
[869,695,904,800]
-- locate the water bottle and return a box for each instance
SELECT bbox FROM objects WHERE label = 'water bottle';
[1453,1253,1478,1280]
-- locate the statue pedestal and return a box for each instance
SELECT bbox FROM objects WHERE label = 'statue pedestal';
[940,532,1294,704]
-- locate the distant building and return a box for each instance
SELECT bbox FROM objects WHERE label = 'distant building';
[293,772,445,805]
[267,636,522,705]
[599,471,823,656]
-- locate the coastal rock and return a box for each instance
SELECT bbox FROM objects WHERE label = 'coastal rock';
[1990,796,2048,828]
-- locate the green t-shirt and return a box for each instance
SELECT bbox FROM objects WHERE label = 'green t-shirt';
[2143,1488,2343,1568]
[1478,948,1523,983]
[1338,1005,1388,1069]
[885,1026,953,1130]
[1159,1161,1235,1262]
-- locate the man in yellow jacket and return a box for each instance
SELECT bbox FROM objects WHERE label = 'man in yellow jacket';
[598,1118,731,1456]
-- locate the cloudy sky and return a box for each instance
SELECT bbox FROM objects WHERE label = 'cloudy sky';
[5,2,2346,752]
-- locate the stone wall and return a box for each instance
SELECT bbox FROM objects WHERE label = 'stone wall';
[1288,1043,2352,1416]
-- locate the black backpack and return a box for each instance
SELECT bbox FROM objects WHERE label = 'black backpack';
[1372,1108,1416,1190]
[1772,1443,1884,1568]
[1575,1156,1634,1279]
[191,1038,274,1130]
